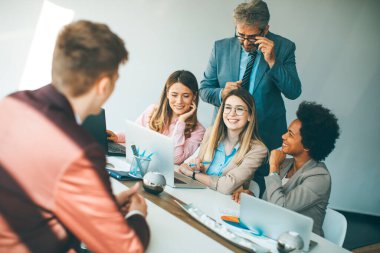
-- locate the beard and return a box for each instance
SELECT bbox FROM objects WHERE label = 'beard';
[242,43,258,54]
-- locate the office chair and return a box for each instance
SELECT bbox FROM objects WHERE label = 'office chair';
[322,208,347,246]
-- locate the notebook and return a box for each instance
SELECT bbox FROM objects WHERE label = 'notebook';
[240,193,314,251]
[82,109,126,156]
[125,120,206,189]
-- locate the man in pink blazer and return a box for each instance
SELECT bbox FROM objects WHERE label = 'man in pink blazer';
[0,20,150,252]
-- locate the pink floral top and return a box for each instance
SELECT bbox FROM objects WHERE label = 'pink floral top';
[117,104,205,165]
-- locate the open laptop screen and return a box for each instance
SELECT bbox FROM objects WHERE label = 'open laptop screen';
[240,193,313,251]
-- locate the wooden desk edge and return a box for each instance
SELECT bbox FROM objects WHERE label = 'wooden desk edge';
[121,181,249,253]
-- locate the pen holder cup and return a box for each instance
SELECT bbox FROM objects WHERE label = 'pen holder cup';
[129,155,151,178]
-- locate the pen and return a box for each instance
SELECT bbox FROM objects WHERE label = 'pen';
[188,161,212,167]
[130,145,143,171]
[146,152,155,159]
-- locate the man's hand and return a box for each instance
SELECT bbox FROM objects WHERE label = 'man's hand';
[178,101,197,122]
[192,158,207,173]
[128,194,148,217]
[256,36,275,68]
[231,188,254,204]
[222,81,242,100]
[116,183,139,216]
[269,150,286,173]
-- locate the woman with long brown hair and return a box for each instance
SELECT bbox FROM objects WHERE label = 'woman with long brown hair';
[108,70,205,164]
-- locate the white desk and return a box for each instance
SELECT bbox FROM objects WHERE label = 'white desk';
[165,187,351,253]
[111,179,232,253]
[111,178,351,253]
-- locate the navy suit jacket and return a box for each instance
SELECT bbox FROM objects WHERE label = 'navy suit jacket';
[200,32,302,151]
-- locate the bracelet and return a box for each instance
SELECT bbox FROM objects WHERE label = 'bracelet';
[269,172,279,176]
[192,171,197,180]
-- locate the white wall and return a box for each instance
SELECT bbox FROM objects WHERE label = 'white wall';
[0,0,379,216]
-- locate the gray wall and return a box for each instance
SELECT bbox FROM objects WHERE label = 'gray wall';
[1,0,379,216]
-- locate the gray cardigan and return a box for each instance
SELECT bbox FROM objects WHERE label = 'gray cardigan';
[263,158,331,236]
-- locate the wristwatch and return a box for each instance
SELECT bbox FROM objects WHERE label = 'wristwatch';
[192,171,197,180]
[269,172,279,176]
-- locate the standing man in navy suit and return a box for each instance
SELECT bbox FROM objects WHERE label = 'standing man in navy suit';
[199,0,302,194]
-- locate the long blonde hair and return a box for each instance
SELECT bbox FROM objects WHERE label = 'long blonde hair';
[199,88,263,165]
[149,70,199,138]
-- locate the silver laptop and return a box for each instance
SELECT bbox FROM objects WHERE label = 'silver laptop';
[125,120,206,189]
[240,193,313,251]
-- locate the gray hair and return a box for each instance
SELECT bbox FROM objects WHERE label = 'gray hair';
[233,0,270,29]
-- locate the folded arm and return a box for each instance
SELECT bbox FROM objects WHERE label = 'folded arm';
[264,169,331,212]
[209,142,268,194]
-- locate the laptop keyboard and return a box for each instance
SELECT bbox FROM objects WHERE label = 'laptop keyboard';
[108,142,126,154]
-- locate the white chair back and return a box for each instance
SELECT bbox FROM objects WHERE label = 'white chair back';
[322,208,347,246]
[248,180,260,198]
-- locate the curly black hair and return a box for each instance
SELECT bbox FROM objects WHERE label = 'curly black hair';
[296,101,340,161]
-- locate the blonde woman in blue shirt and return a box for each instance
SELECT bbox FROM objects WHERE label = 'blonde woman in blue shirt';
[178,88,267,194]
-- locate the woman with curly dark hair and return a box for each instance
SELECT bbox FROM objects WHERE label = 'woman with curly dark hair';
[232,101,340,236]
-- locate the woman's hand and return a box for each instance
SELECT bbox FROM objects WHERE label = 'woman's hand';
[231,188,254,204]
[269,149,286,173]
[178,101,197,122]
[192,158,207,173]
[178,163,194,177]
[106,130,118,142]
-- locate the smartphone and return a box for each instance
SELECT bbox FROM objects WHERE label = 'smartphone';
[105,168,140,181]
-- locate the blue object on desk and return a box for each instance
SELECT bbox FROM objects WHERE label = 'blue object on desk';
[188,161,212,167]
[105,168,140,181]
[220,215,263,236]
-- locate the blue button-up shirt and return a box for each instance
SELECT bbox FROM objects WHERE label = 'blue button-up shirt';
[206,142,240,176]
[218,48,262,102]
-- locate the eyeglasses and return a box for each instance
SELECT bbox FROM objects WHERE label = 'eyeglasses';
[223,105,248,116]
[235,29,263,43]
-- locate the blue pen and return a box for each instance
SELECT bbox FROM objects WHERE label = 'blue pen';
[188,161,212,167]
[146,152,155,159]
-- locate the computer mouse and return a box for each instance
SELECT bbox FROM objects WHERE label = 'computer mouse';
[277,231,304,253]
[142,172,166,194]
